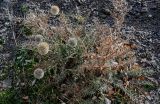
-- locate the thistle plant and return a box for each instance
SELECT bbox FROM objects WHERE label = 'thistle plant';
[1,0,158,103]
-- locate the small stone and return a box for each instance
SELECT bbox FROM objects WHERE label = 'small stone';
[105,97,111,104]
[146,95,152,100]
[92,96,97,100]
[20,83,25,86]
[144,100,150,104]
[158,88,160,94]
[0,27,7,33]
[22,96,29,100]
[148,14,153,18]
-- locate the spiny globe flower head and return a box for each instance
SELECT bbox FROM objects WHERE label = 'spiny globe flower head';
[50,5,60,15]
[37,42,49,55]
[67,37,78,47]
[29,35,44,42]
[34,68,44,79]
[34,35,44,42]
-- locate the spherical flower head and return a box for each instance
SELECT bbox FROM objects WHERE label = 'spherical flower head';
[29,35,44,42]
[34,35,44,42]
[67,37,78,47]
[34,68,44,79]
[37,42,49,55]
[50,5,60,15]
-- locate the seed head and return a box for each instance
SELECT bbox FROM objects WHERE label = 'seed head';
[50,5,60,15]
[34,68,44,79]
[30,35,44,42]
[37,42,49,55]
[34,35,44,42]
[67,37,78,47]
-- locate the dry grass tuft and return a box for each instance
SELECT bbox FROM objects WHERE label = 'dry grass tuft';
[24,11,50,35]
[81,24,140,76]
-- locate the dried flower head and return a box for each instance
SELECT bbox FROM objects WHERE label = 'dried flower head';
[50,5,60,15]
[67,37,78,47]
[34,68,44,79]
[29,35,44,42]
[37,42,49,55]
[24,12,49,34]
[34,35,44,42]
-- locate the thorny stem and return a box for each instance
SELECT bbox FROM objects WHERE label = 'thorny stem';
[6,1,17,46]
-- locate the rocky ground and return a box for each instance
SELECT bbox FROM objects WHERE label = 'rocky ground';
[0,0,16,76]
[0,0,160,103]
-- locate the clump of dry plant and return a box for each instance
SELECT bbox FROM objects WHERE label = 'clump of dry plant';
[81,23,139,76]
[24,11,50,35]
[2,0,157,104]
[112,0,128,28]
